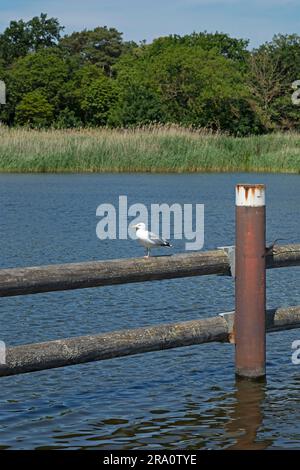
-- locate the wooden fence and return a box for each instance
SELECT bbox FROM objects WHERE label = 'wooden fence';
[0,184,299,379]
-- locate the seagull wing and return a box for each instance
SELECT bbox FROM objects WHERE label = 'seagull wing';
[148,231,171,247]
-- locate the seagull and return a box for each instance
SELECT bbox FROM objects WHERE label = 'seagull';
[132,223,172,258]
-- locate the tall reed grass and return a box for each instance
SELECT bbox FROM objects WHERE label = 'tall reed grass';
[0,125,299,173]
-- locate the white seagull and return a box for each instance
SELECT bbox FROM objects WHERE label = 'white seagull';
[132,223,172,258]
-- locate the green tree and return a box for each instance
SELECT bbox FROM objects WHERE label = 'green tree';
[113,42,257,134]
[2,13,299,134]
[5,48,69,124]
[145,32,249,67]
[60,26,136,76]
[0,13,63,65]
[28,13,63,50]
[55,107,83,128]
[109,84,164,126]
[0,19,30,64]
[248,49,283,129]
[80,74,118,125]
[58,64,115,125]
[15,90,54,127]
[249,34,300,130]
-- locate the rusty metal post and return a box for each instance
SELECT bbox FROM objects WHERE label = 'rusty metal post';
[235,184,266,379]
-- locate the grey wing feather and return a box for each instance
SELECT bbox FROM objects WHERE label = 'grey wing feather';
[148,231,171,246]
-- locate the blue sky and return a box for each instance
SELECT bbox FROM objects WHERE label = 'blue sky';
[0,0,300,48]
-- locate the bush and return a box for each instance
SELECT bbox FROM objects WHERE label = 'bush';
[15,90,54,127]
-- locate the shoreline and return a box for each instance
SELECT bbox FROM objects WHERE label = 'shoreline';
[0,168,298,174]
[0,126,299,174]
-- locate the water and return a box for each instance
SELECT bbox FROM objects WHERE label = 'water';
[0,172,299,450]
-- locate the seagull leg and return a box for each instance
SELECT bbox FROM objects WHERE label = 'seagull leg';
[144,248,150,258]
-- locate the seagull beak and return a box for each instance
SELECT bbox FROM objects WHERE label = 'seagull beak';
[131,224,138,229]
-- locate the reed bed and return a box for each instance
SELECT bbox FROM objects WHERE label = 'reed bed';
[0,125,299,173]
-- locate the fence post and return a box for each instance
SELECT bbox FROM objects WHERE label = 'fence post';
[235,184,266,379]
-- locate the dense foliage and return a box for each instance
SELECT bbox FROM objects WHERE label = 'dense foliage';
[1,13,300,135]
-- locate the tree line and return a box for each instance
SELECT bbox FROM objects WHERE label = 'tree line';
[0,13,300,135]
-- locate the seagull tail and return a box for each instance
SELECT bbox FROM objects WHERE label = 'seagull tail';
[164,241,172,247]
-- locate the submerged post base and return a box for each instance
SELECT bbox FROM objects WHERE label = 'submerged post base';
[236,367,266,380]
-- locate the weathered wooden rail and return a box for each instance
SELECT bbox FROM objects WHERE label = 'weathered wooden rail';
[0,184,299,379]
[0,244,299,297]
[0,306,299,377]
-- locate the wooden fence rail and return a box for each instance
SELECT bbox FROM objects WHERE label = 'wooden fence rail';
[0,244,299,297]
[0,306,299,377]
[1,184,299,379]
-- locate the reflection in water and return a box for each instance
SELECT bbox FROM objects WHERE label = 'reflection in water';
[48,378,274,450]
[225,378,272,450]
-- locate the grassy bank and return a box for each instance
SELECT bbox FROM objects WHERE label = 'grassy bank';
[0,125,300,173]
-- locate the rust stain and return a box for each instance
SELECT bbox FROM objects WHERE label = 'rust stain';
[235,204,266,378]
[236,184,265,201]
[229,327,236,344]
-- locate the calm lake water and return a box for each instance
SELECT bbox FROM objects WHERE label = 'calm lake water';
[0,172,299,450]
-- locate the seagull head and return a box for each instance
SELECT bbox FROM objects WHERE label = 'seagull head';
[132,222,146,231]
